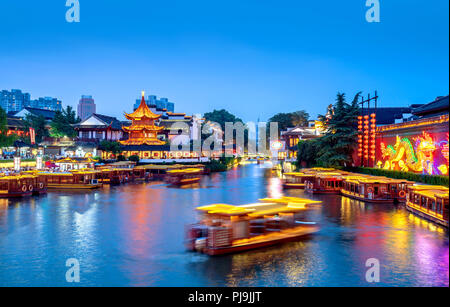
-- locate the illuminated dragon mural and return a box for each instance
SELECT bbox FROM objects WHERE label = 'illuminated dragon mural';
[378,132,449,175]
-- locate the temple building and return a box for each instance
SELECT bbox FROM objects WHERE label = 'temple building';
[280,121,325,160]
[356,95,449,175]
[74,113,127,143]
[117,92,200,160]
[121,92,166,147]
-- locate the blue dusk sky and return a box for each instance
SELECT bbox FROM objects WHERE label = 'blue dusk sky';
[0,0,448,122]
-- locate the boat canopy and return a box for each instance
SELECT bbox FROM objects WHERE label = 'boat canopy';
[409,185,449,200]
[166,168,203,175]
[196,197,322,217]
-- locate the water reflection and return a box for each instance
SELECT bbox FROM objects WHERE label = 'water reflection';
[0,164,448,286]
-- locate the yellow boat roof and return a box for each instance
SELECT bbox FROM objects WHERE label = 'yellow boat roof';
[196,197,322,217]
[166,168,202,174]
[409,185,448,191]
[134,164,182,170]
[409,185,449,200]
[343,175,412,184]
[259,197,322,205]
[70,170,100,174]
[284,172,314,177]
[196,204,255,216]
[316,172,343,178]
[247,205,307,217]
[0,175,35,180]
[415,190,449,200]
[37,172,74,176]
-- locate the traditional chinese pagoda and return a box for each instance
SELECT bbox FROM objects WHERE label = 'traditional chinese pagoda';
[118,91,168,159]
[120,91,165,146]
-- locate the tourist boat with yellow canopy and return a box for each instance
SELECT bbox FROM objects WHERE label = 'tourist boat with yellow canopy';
[35,169,102,189]
[406,185,449,227]
[0,174,43,198]
[95,167,135,185]
[165,168,203,186]
[135,164,206,180]
[20,171,48,195]
[134,164,182,180]
[341,175,414,203]
[186,197,321,255]
[282,172,315,189]
[130,167,151,182]
[98,161,150,182]
[304,172,344,194]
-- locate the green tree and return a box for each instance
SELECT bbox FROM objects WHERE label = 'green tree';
[317,104,334,131]
[128,155,140,163]
[268,110,310,136]
[50,106,80,138]
[297,139,319,167]
[267,112,293,132]
[0,107,17,148]
[203,109,248,147]
[203,109,244,132]
[291,110,310,127]
[98,140,122,155]
[23,114,48,143]
[316,92,361,167]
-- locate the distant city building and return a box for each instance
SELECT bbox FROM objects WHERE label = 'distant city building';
[133,94,175,113]
[1,89,31,113]
[77,95,96,121]
[29,97,62,111]
[0,89,61,113]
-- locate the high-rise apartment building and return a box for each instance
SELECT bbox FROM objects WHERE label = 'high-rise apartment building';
[77,95,96,121]
[0,89,62,113]
[133,94,175,113]
[30,97,62,111]
[0,89,31,113]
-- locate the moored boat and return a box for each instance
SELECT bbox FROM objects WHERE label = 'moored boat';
[186,197,321,255]
[36,170,102,189]
[134,164,187,180]
[131,167,151,181]
[282,172,314,189]
[165,168,202,186]
[96,168,134,185]
[341,175,414,203]
[0,175,36,197]
[304,172,343,194]
[406,185,449,227]
[18,171,48,195]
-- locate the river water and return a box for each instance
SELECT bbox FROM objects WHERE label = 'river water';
[0,163,448,286]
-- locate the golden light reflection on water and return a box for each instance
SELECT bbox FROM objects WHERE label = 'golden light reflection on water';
[340,196,366,225]
[120,185,159,256]
[0,199,8,225]
[225,241,314,287]
[408,213,446,234]
[117,183,166,286]
[266,177,283,199]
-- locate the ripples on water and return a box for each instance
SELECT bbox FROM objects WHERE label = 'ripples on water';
[0,164,448,286]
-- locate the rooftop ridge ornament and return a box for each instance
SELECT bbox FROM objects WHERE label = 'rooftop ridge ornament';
[123,91,162,121]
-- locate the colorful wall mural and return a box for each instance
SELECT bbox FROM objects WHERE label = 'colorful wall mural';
[376,130,449,175]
